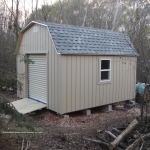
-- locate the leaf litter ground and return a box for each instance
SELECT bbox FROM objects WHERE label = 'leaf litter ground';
[0,91,141,150]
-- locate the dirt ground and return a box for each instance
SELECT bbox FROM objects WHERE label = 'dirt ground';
[0,91,141,150]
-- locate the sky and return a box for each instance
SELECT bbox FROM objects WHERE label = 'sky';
[3,0,58,14]
[19,0,58,11]
[1,0,58,22]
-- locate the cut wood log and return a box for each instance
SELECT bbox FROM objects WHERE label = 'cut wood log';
[109,119,139,150]
[131,133,139,139]
[112,128,122,135]
[105,130,117,139]
[125,133,150,150]
[83,137,109,147]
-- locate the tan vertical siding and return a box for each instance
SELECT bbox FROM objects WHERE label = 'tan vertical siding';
[80,56,85,110]
[61,55,137,114]
[17,23,137,114]
[67,57,72,112]
[61,56,67,112]
[92,58,97,107]
[47,29,60,113]
[76,56,81,110]
[17,24,61,113]
[20,24,50,53]
[17,24,50,98]
[88,57,93,107]
[71,56,76,111]
[84,57,89,108]
[48,36,52,110]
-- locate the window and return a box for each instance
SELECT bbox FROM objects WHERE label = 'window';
[33,26,38,32]
[100,59,111,82]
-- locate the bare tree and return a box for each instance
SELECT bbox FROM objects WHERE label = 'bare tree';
[111,0,119,31]
[82,0,89,27]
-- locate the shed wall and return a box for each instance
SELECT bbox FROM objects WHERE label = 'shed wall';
[17,24,61,113]
[61,55,137,114]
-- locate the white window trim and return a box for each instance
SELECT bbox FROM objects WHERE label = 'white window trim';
[100,59,111,83]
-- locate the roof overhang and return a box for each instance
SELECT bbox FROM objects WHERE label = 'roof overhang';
[60,53,139,56]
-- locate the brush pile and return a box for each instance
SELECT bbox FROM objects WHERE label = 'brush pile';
[84,116,150,150]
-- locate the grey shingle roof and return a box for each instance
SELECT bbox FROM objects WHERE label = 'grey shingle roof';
[39,21,138,56]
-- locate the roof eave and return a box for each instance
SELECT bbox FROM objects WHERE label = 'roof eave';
[59,53,139,56]
[20,21,47,33]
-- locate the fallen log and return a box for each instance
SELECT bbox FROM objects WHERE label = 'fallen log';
[109,119,139,150]
[83,137,109,147]
[125,133,150,150]
[112,128,122,135]
[131,133,139,139]
[105,130,117,139]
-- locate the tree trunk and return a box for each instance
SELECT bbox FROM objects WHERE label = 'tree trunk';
[11,0,13,21]
[111,0,119,31]
[15,0,19,40]
[35,0,38,18]
[82,0,89,27]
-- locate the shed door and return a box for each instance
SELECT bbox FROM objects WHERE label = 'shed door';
[28,55,47,104]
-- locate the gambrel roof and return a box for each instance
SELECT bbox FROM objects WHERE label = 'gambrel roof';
[17,21,138,56]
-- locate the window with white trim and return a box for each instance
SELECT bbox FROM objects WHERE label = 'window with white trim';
[100,59,111,82]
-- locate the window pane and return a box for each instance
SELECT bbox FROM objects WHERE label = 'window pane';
[101,60,110,69]
[101,71,110,80]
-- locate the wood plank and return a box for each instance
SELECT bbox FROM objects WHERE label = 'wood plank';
[11,98,46,114]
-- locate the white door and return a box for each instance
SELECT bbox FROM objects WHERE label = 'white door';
[28,55,47,104]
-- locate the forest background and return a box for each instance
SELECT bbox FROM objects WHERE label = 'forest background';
[0,0,150,89]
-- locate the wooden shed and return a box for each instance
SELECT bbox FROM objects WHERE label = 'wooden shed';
[15,21,138,114]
